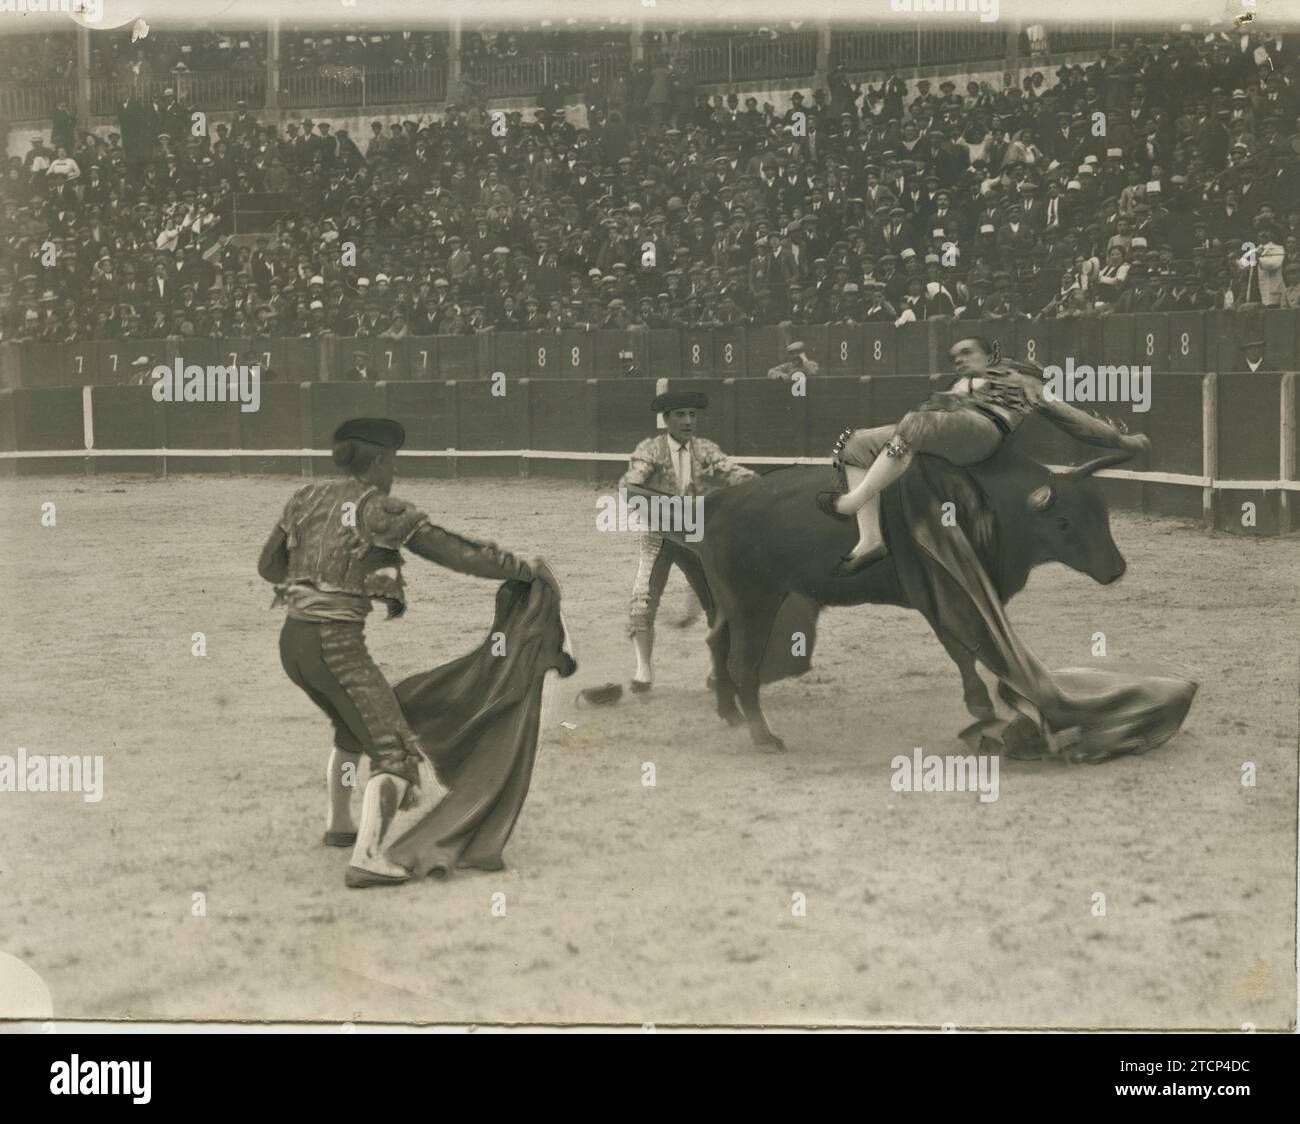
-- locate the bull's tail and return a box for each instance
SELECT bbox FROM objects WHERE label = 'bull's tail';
[619,484,704,554]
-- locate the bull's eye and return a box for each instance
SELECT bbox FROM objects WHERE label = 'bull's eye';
[1057,516,1071,533]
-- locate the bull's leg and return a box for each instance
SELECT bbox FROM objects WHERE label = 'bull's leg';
[937,630,995,721]
[724,592,787,753]
[707,617,743,726]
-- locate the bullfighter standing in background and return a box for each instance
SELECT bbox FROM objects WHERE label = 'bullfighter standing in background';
[619,391,755,692]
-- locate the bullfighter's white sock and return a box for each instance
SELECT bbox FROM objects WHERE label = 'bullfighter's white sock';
[326,748,360,834]
[633,630,654,683]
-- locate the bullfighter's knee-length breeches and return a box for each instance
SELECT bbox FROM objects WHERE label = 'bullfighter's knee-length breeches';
[835,424,895,474]
[278,618,423,785]
[834,403,1004,477]
[627,533,715,637]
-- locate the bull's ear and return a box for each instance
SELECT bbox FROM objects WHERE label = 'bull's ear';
[1027,483,1057,513]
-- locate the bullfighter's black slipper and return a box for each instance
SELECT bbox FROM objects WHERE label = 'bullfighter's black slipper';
[323,831,357,848]
[815,491,852,521]
[832,544,888,577]
[629,679,653,694]
[344,866,410,889]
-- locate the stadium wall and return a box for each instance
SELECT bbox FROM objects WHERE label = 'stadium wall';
[5,312,1299,388]
[1,369,1294,537]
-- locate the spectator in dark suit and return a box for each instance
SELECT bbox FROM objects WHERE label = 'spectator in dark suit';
[340,349,373,381]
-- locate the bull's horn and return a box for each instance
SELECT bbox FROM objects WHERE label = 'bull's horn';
[1067,449,1135,480]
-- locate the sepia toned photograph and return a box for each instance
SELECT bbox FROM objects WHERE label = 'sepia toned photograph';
[0,0,1295,1037]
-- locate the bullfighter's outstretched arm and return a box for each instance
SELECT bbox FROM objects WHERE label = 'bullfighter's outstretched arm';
[407,524,536,584]
[1022,376,1149,451]
[695,438,758,486]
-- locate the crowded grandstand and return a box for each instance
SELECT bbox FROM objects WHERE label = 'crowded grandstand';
[1,20,1296,353]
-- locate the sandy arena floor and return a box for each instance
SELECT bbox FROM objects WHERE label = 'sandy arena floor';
[0,472,1295,1028]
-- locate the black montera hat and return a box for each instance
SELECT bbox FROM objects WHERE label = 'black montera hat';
[652,391,708,413]
[333,417,406,449]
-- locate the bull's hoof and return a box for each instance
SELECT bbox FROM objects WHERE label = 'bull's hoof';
[1003,716,1048,760]
[720,709,745,727]
[755,735,787,755]
[965,701,996,722]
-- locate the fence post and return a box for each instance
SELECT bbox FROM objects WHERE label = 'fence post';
[727,38,733,87]
[361,66,367,108]
[1280,372,1295,535]
[298,381,313,478]
[586,378,600,484]
[1201,372,1217,529]
[266,16,280,111]
[76,26,91,127]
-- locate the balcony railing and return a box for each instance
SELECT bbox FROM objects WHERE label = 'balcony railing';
[462,50,627,100]
[0,80,76,123]
[0,22,1151,123]
[89,71,269,116]
[657,32,820,85]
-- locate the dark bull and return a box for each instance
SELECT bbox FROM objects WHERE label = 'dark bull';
[637,443,1134,753]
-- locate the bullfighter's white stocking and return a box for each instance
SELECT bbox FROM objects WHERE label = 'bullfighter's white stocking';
[837,452,912,559]
[326,748,360,836]
[632,629,654,684]
[347,774,412,886]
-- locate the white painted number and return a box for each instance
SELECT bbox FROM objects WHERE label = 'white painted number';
[571,346,580,367]
[1145,333,1155,357]
[691,344,701,365]
[1180,332,1190,357]
[840,341,849,361]
[873,340,882,361]
[724,343,734,364]
[537,347,547,367]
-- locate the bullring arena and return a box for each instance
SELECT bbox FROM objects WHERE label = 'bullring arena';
[1,377,1295,1029]
[1,10,1297,1031]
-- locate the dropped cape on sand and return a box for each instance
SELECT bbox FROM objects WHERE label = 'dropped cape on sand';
[385,573,575,878]
[882,456,1197,762]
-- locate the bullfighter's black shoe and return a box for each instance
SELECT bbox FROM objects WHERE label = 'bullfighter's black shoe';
[815,491,852,521]
[832,544,888,577]
[323,831,357,848]
[630,679,653,694]
[345,865,410,889]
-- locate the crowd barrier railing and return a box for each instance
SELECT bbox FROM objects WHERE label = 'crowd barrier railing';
[1,371,1295,536]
